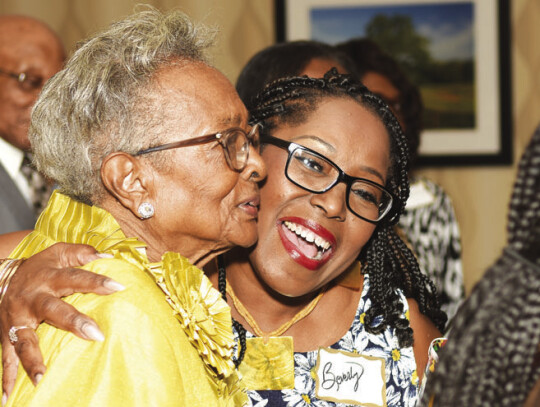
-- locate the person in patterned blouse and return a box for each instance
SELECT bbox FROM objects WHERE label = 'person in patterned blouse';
[238,39,464,321]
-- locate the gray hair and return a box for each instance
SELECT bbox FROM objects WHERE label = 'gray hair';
[29,7,215,204]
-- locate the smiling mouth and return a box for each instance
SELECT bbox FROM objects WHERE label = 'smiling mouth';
[282,220,332,260]
[277,218,336,270]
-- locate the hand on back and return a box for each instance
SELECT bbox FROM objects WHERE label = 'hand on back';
[0,243,122,397]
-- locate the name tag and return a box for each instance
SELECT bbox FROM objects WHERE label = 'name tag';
[314,347,386,407]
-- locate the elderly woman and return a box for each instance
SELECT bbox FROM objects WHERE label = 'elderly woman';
[0,8,265,407]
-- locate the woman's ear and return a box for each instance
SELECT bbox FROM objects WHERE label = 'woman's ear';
[100,152,152,218]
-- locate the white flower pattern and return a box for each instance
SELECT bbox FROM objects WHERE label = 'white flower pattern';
[238,275,419,406]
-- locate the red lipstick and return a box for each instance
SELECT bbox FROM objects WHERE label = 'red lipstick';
[277,216,336,270]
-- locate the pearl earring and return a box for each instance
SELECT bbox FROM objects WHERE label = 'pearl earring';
[137,202,155,219]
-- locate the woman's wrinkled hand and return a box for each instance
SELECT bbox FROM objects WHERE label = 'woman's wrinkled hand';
[0,243,124,400]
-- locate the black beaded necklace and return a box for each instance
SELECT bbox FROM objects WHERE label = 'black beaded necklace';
[217,254,247,367]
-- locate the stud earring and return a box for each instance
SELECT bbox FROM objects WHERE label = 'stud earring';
[137,202,155,219]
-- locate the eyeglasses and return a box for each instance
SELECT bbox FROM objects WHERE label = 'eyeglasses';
[0,68,45,92]
[261,134,394,223]
[134,123,260,172]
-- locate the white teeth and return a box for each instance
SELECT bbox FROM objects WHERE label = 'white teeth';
[283,221,331,251]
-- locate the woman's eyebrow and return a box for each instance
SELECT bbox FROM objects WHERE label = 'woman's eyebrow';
[360,166,385,183]
[291,135,336,153]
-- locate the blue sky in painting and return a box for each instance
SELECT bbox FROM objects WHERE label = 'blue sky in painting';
[311,2,473,61]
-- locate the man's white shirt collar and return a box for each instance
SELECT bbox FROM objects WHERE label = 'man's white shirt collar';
[0,137,32,203]
[0,137,24,180]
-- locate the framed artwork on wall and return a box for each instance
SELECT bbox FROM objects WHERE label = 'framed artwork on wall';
[275,0,512,166]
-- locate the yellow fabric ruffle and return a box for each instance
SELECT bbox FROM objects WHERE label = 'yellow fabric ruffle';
[153,253,236,377]
[6,191,247,407]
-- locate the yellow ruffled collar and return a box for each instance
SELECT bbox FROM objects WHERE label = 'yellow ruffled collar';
[150,253,236,377]
[23,192,245,404]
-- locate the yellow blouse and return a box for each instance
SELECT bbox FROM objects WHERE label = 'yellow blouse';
[6,192,247,407]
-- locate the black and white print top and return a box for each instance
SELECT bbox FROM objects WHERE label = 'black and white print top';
[399,178,464,320]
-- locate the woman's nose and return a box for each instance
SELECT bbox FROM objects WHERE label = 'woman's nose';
[309,182,347,221]
[242,144,267,182]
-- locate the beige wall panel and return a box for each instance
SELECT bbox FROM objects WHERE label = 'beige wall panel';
[416,166,516,293]
[179,0,274,80]
[1,0,538,295]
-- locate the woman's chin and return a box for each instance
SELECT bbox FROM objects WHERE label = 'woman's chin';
[266,280,320,299]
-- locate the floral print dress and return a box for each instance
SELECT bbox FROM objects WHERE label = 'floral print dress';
[234,274,419,407]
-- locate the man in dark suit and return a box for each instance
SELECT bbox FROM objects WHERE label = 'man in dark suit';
[0,15,64,233]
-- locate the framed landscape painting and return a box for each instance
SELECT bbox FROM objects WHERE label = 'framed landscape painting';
[275,0,512,166]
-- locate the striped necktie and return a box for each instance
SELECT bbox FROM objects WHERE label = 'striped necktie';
[20,153,53,216]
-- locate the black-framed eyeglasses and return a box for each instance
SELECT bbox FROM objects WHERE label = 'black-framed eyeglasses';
[0,68,45,92]
[261,134,394,223]
[134,123,260,172]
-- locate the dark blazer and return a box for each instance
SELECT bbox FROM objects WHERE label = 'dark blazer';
[0,161,35,233]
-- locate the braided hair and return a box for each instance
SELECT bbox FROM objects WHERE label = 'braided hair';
[420,126,540,406]
[236,40,356,112]
[250,69,447,347]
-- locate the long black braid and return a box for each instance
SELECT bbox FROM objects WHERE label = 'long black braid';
[250,69,446,347]
[420,126,540,406]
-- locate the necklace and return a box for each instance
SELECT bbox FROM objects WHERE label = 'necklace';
[226,277,326,342]
[217,255,327,390]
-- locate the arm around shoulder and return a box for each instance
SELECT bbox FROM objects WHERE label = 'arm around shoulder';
[6,260,190,407]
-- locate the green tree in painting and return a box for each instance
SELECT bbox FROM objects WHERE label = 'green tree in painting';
[365,14,430,84]
[365,13,475,129]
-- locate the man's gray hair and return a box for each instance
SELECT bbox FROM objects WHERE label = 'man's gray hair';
[29,7,215,204]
